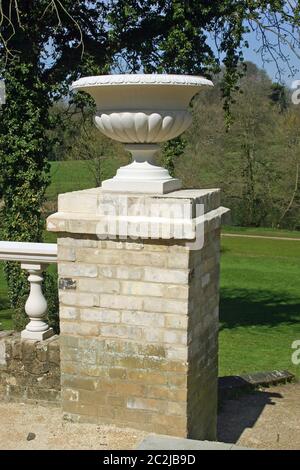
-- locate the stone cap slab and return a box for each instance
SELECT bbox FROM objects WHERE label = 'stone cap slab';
[47,188,229,240]
[137,434,253,450]
[56,188,221,216]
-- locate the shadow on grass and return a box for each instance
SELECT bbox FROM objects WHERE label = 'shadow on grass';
[217,388,283,444]
[220,287,300,330]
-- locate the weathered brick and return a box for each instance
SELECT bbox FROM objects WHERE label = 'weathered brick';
[78,347,97,364]
[63,401,97,417]
[167,401,186,416]
[143,297,188,314]
[104,383,144,400]
[127,370,167,385]
[121,280,164,297]
[60,335,79,348]
[163,285,189,300]
[78,389,106,405]
[62,387,79,402]
[60,292,99,307]
[164,314,188,330]
[99,294,143,311]
[100,324,143,340]
[76,248,121,264]
[167,253,189,269]
[60,321,80,335]
[146,385,187,402]
[59,306,79,320]
[150,413,187,432]
[121,311,164,328]
[61,375,97,391]
[78,278,120,294]
[97,405,116,419]
[61,346,78,362]
[129,252,167,268]
[58,246,76,261]
[127,397,165,413]
[58,263,97,277]
[142,328,164,343]
[108,368,127,379]
[143,267,189,284]
[80,308,120,323]
[61,361,79,375]
[116,408,152,425]
[165,347,188,361]
[78,322,100,337]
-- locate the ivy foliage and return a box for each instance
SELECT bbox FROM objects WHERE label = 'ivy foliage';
[0,1,111,328]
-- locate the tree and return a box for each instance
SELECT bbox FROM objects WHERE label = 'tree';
[109,1,300,173]
[275,106,300,229]
[177,62,300,228]
[0,1,113,327]
[67,118,128,188]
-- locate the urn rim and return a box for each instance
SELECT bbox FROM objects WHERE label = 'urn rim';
[71,73,213,90]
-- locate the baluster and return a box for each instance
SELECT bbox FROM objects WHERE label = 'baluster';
[20,262,54,341]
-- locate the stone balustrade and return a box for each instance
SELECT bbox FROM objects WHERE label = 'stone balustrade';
[0,241,57,340]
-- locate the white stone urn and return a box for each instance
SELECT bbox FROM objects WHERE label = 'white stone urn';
[71,74,213,193]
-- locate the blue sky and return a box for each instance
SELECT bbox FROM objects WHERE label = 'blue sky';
[241,30,300,88]
[207,25,300,88]
[43,20,300,89]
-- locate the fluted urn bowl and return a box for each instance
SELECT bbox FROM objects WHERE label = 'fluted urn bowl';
[71,74,213,193]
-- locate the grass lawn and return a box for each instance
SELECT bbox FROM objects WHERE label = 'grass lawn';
[219,233,300,378]
[223,224,300,238]
[46,160,95,201]
[0,266,12,330]
[46,158,127,201]
[1,224,300,378]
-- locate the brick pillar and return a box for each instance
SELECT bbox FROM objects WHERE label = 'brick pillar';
[47,188,228,440]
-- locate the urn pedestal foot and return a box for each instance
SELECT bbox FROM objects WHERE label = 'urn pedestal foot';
[102,144,181,194]
[102,177,181,194]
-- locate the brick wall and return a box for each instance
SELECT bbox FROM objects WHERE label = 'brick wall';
[58,231,220,439]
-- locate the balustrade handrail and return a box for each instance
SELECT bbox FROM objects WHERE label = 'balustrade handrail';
[0,241,57,263]
[0,240,58,341]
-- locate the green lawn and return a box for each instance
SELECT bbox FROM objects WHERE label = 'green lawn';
[1,226,300,378]
[46,160,95,201]
[219,234,300,377]
[223,224,300,238]
[46,158,126,201]
[0,266,12,330]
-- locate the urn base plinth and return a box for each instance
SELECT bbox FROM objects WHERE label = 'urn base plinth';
[102,144,182,193]
[102,177,181,194]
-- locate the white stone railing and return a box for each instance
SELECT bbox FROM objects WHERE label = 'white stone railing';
[0,241,57,340]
